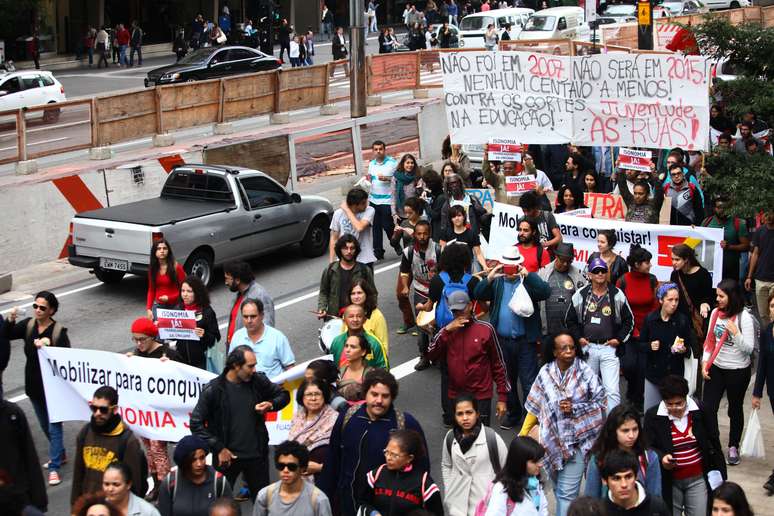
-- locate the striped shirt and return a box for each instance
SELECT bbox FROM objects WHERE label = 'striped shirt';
[671,415,703,480]
[368,156,398,205]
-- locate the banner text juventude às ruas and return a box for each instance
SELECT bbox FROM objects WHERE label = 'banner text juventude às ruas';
[440,51,710,150]
[38,347,324,443]
[486,202,723,285]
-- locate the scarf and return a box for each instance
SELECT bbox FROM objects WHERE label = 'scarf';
[287,404,339,451]
[703,309,735,369]
[394,170,416,210]
[183,303,201,312]
[453,421,482,454]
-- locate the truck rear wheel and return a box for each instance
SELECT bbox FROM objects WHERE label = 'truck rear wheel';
[185,249,214,287]
[93,268,125,284]
[301,216,329,257]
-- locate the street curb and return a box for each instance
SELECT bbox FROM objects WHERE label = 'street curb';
[0,272,11,294]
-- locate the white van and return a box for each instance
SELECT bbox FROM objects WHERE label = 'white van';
[458,8,535,48]
[518,6,588,41]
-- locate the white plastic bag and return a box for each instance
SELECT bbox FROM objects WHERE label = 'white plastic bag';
[353,175,371,193]
[740,409,765,459]
[684,357,698,397]
[508,282,534,317]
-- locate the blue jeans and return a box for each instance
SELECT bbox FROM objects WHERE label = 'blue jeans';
[31,397,64,473]
[119,45,128,65]
[551,449,586,516]
[498,335,539,424]
[585,342,620,411]
[130,45,142,66]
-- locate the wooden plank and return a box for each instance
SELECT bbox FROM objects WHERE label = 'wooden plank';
[222,73,276,121]
[368,52,419,95]
[203,135,291,185]
[159,81,220,131]
[277,66,327,112]
[763,6,774,28]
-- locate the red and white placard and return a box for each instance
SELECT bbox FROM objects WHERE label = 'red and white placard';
[618,148,653,172]
[157,309,199,340]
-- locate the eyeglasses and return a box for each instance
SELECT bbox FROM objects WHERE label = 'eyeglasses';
[32,303,49,311]
[303,392,323,399]
[590,269,607,275]
[383,449,405,460]
[275,462,300,472]
[90,404,115,414]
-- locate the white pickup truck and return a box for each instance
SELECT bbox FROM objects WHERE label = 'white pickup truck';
[68,164,333,285]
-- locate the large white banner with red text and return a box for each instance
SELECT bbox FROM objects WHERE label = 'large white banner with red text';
[440,51,710,150]
[39,347,322,443]
[487,202,723,285]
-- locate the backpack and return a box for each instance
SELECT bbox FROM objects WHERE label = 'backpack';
[444,427,502,475]
[166,467,227,502]
[474,481,515,516]
[435,271,472,328]
[341,404,405,433]
[76,425,149,496]
[25,319,63,347]
[265,480,321,512]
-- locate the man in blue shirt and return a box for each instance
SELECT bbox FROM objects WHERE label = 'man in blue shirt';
[230,299,295,379]
[365,140,398,260]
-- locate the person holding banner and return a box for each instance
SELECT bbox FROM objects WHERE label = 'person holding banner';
[441,136,472,185]
[4,291,70,487]
[177,275,221,370]
[519,192,562,251]
[190,345,291,501]
[146,239,186,321]
[588,230,629,287]
[617,171,665,225]
[565,257,635,412]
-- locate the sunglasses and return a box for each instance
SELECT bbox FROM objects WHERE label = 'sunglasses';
[590,269,607,275]
[275,462,300,472]
[32,303,49,311]
[90,404,114,414]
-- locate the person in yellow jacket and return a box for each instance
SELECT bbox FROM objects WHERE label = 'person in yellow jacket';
[340,279,389,357]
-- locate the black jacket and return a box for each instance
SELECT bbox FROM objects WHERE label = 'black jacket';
[639,310,694,383]
[0,400,48,511]
[357,463,444,516]
[644,401,726,510]
[0,314,9,373]
[173,305,221,370]
[604,490,670,516]
[565,283,635,357]
[753,323,774,404]
[189,372,289,457]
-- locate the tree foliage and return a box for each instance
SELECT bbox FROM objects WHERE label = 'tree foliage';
[703,151,774,218]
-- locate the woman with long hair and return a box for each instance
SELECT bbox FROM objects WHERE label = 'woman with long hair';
[478,436,548,515]
[702,279,756,466]
[519,332,606,516]
[711,482,754,516]
[441,393,508,516]
[287,379,339,478]
[391,153,421,222]
[337,334,375,404]
[583,170,610,194]
[584,404,661,499]
[345,278,388,354]
[440,204,487,273]
[554,183,586,214]
[147,239,186,320]
[588,229,628,286]
[176,275,220,369]
[441,135,472,185]
[639,283,694,409]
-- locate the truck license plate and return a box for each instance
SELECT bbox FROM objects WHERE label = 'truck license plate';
[99,257,129,272]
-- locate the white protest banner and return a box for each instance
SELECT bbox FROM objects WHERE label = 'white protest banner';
[618,148,654,172]
[156,309,198,341]
[440,51,710,150]
[487,202,724,284]
[505,175,537,197]
[563,207,593,218]
[487,138,522,162]
[39,346,330,444]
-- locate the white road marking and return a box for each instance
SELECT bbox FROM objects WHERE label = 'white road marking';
[0,136,71,152]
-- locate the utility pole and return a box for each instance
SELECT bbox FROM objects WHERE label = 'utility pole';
[349,0,367,118]
[637,0,653,50]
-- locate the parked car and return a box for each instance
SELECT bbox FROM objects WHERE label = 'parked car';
[518,6,591,43]
[600,4,637,22]
[657,0,709,16]
[458,8,535,48]
[144,46,281,87]
[68,164,333,286]
[704,0,749,10]
[0,70,65,122]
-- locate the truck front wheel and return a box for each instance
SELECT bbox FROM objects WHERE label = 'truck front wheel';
[185,250,214,287]
[301,216,329,257]
[93,268,125,284]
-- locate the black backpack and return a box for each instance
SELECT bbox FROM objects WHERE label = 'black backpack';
[444,427,502,475]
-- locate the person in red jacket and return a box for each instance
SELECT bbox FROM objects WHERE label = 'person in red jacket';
[428,289,509,426]
[147,239,186,320]
[617,245,660,411]
[116,23,131,66]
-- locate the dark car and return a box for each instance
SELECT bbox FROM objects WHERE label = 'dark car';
[144,46,280,87]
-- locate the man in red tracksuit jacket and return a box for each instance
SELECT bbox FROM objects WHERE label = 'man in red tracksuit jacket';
[428,289,510,426]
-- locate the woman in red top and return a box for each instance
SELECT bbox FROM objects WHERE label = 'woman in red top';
[146,239,186,320]
[617,245,660,410]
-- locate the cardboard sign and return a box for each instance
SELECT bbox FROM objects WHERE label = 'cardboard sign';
[156,309,199,341]
[505,175,537,196]
[619,148,654,172]
[487,138,523,161]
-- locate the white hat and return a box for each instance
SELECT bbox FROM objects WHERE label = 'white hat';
[500,245,525,266]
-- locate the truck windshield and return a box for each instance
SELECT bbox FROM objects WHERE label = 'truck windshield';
[524,15,556,31]
[162,170,234,202]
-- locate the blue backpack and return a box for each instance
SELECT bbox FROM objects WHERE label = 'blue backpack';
[435,271,472,328]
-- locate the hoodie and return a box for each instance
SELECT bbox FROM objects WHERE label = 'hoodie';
[604,482,670,516]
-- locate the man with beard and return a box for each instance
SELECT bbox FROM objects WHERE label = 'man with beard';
[519,191,562,251]
[318,234,375,320]
[71,386,146,505]
[398,220,441,370]
[317,369,426,516]
[664,164,704,226]
[128,318,182,501]
[516,218,551,273]
[328,304,387,369]
[538,243,587,336]
[223,261,274,350]
[734,121,765,154]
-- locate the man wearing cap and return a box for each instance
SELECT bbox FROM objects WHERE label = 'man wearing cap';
[473,245,550,429]
[565,257,634,411]
[157,435,232,514]
[428,289,509,426]
[538,243,587,336]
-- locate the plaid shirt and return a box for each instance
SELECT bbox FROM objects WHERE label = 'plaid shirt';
[525,358,606,473]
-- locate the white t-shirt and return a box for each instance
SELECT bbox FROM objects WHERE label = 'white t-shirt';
[330,206,376,264]
[289,41,300,58]
[368,156,398,206]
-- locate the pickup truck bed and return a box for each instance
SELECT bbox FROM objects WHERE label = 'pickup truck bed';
[76,197,236,227]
